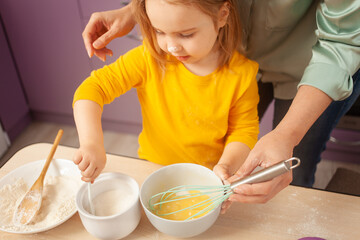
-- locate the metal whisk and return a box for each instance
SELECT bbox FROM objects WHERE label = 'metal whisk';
[149,157,300,221]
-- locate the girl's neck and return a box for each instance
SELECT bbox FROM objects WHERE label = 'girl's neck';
[183,48,221,76]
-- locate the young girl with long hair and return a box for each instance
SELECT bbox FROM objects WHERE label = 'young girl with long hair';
[73,0,259,183]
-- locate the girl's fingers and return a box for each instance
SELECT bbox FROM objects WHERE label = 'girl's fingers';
[213,164,231,182]
[82,162,97,178]
[81,176,92,182]
[73,151,82,165]
[92,167,102,180]
[78,158,90,172]
[82,167,101,183]
[220,200,232,214]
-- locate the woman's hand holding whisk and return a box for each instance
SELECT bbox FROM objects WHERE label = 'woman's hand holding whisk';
[216,130,294,213]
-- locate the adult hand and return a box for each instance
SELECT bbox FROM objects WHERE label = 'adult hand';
[221,129,294,212]
[83,4,136,61]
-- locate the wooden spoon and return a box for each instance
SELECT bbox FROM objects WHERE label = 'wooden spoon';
[13,129,64,225]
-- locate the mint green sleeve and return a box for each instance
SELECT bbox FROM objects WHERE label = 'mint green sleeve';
[298,0,360,101]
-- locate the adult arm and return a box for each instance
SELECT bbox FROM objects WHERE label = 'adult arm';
[226,85,331,204]
[224,0,360,206]
[299,0,360,101]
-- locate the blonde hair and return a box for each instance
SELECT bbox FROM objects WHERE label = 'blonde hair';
[132,0,241,69]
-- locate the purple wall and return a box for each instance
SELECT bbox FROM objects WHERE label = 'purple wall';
[0,15,30,140]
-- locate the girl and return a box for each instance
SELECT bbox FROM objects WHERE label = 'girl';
[73,0,259,183]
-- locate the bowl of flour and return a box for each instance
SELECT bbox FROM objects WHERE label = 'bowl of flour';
[76,172,141,240]
[0,158,82,234]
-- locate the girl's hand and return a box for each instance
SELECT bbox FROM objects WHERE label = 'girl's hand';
[213,141,251,214]
[213,163,233,214]
[213,163,232,183]
[73,143,107,183]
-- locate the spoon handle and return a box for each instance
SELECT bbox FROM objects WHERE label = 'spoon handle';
[38,129,63,183]
[88,182,95,215]
[13,129,64,225]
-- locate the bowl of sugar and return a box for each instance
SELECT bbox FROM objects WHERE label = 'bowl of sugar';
[76,172,141,240]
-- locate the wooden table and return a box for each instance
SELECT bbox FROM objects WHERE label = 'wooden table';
[0,143,359,240]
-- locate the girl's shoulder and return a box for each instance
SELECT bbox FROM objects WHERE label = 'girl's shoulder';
[123,44,151,60]
[218,51,259,83]
[228,51,259,72]
[121,44,160,70]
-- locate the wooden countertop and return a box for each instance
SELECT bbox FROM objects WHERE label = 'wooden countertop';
[0,143,359,239]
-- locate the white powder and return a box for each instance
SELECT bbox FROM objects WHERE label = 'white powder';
[91,189,135,216]
[0,176,80,232]
[13,190,42,225]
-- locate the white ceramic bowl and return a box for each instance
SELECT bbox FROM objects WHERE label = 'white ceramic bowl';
[140,163,223,238]
[0,159,81,234]
[76,172,141,240]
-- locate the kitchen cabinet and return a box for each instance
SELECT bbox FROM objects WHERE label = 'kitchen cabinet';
[0,0,142,135]
[0,0,90,117]
[78,0,129,20]
[78,0,143,133]
[0,14,30,141]
[322,127,360,163]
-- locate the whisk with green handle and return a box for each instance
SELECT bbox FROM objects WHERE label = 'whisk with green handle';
[149,157,300,221]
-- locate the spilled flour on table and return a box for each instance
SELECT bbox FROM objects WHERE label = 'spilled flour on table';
[0,176,80,232]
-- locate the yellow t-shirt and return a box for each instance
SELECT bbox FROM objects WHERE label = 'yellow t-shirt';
[73,45,259,169]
